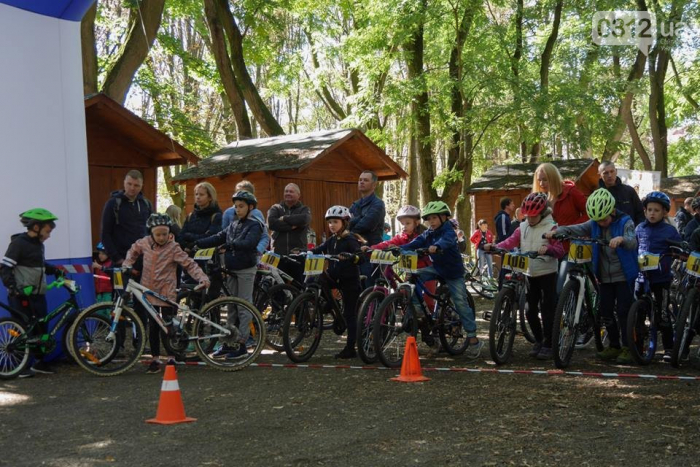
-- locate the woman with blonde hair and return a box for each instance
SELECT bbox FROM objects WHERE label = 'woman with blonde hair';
[532,163,587,228]
[177,181,222,253]
[165,204,183,237]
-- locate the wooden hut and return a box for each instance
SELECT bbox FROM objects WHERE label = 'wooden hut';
[171,129,407,240]
[85,93,198,246]
[661,174,700,216]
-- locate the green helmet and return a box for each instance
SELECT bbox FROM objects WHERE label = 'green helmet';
[20,208,58,228]
[421,201,451,219]
[586,188,616,221]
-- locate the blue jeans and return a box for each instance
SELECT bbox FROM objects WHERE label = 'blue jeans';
[411,266,477,338]
[477,249,493,277]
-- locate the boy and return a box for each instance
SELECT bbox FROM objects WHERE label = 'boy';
[0,208,62,377]
[401,201,482,359]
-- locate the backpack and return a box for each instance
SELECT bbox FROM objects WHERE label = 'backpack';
[113,196,153,225]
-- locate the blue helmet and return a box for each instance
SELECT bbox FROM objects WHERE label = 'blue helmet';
[642,191,670,211]
[96,242,106,252]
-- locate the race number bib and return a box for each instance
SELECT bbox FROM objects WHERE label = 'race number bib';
[304,255,325,276]
[398,252,419,273]
[686,252,700,278]
[638,252,661,271]
[113,270,124,290]
[261,252,281,269]
[502,253,529,274]
[194,248,216,260]
[370,250,395,265]
[568,242,592,264]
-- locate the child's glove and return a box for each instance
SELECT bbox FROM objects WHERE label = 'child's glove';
[338,252,356,262]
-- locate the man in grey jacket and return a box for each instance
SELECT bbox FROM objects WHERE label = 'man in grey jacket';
[267,183,311,283]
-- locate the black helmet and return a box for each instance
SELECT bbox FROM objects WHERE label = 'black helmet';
[231,190,258,207]
[146,213,173,232]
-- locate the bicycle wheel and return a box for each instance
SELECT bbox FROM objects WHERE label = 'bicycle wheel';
[477,276,498,299]
[0,318,30,379]
[69,302,145,376]
[671,288,699,368]
[489,287,517,365]
[62,310,111,363]
[282,292,323,363]
[373,292,417,369]
[552,280,579,369]
[356,290,386,364]
[518,293,536,343]
[438,294,469,356]
[627,298,656,365]
[263,283,299,352]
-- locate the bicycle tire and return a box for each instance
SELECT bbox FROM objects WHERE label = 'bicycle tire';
[373,292,417,369]
[627,298,655,365]
[282,292,323,363]
[62,310,111,363]
[552,280,579,369]
[69,302,145,376]
[264,283,299,352]
[0,317,30,379]
[437,294,469,356]
[193,296,266,371]
[467,279,485,298]
[518,293,536,343]
[671,288,698,368]
[356,290,386,364]
[477,276,498,299]
[489,287,517,365]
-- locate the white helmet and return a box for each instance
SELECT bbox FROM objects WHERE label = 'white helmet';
[396,205,421,220]
[325,205,351,220]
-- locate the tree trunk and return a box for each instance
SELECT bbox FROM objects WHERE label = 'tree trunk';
[649,47,671,177]
[81,3,98,96]
[406,135,419,207]
[511,0,527,162]
[623,104,652,169]
[101,0,166,104]
[214,0,284,136]
[203,0,252,139]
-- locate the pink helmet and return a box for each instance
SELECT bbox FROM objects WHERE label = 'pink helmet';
[521,193,548,217]
[396,205,421,220]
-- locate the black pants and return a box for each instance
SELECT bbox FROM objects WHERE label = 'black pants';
[527,273,558,347]
[319,274,360,349]
[650,282,674,351]
[148,305,174,359]
[599,281,634,348]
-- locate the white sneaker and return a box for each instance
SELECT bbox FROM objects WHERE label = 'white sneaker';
[465,340,484,360]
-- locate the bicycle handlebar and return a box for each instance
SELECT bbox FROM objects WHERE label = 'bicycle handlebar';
[544,233,609,246]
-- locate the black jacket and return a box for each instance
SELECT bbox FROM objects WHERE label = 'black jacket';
[0,233,58,294]
[494,210,512,243]
[684,214,700,242]
[197,215,263,271]
[177,203,223,251]
[349,193,386,246]
[598,178,645,225]
[101,190,153,263]
[267,201,311,255]
[312,233,363,281]
[675,207,691,235]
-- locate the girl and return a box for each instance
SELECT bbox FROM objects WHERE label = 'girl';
[92,242,113,303]
[313,206,364,359]
[123,214,210,373]
[486,193,565,360]
[470,219,494,277]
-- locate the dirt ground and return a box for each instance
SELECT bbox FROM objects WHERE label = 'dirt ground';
[2,298,699,467]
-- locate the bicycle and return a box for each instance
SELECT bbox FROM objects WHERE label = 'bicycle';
[462,254,499,299]
[68,267,266,376]
[626,244,685,365]
[372,248,475,368]
[671,242,700,368]
[0,275,105,379]
[549,234,607,369]
[487,248,544,365]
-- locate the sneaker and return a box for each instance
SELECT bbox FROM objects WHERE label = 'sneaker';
[575,330,594,349]
[536,346,553,360]
[334,346,357,359]
[245,336,257,349]
[465,339,484,360]
[225,344,248,360]
[662,350,672,363]
[146,360,161,374]
[212,344,234,358]
[18,368,36,379]
[596,346,622,361]
[529,342,543,358]
[31,361,55,375]
[615,347,633,364]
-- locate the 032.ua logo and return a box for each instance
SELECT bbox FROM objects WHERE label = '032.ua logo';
[592,11,656,56]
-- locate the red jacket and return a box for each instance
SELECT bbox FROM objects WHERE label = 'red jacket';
[372,231,431,268]
[93,259,113,294]
[553,181,588,227]
[470,229,494,249]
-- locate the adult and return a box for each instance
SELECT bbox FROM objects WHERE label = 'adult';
[509,207,524,236]
[674,197,693,235]
[494,197,516,243]
[267,183,311,282]
[100,170,153,265]
[349,170,386,285]
[598,161,645,225]
[222,180,269,255]
[177,182,222,253]
[683,197,700,241]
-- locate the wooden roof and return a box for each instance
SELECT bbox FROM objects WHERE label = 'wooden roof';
[466,158,598,193]
[661,175,700,198]
[85,93,198,166]
[171,128,407,182]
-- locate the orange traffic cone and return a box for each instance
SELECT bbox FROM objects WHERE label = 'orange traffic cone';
[391,336,430,383]
[146,365,196,425]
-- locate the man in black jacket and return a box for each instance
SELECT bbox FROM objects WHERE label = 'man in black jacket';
[494,197,515,243]
[267,183,311,282]
[598,161,645,225]
[675,197,693,235]
[683,198,700,241]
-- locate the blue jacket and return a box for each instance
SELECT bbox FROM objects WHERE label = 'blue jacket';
[590,212,639,285]
[349,193,386,246]
[223,207,269,254]
[636,220,681,284]
[196,215,263,271]
[494,210,511,243]
[402,221,464,280]
[177,203,223,250]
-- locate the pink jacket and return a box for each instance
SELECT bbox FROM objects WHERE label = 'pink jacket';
[123,235,209,306]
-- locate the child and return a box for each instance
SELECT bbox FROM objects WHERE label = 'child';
[486,193,564,360]
[450,219,468,253]
[197,191,263,360]
[635,191,680,362]
[545,188,639,364]
[0,208,62,377]
[402,201,483,358]
[470,219,494,277]
[382,223,392,241]
[92,242,113,303]
[313,206,364,359]
[123,213,210,373]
